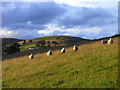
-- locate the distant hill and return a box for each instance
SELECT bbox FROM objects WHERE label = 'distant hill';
[93,34,120,41]
[3,35,93,59]
[34,34,120,41]
[2,34,120,46]
[2,38,23,45]
[33,35,92,46]
[33,35,90,41]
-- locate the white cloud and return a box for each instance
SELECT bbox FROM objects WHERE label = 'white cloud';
[2,0,119,2]
[37,23,118,39]
[2,0,53,2]
[14,29,41,39]
[1,23,116,39]
[54,0,118,8]
[54,0,119,3]
[27,21,31,24]
[0,28,18,38]
[2,2,118,39]
[66,27,102,34]
[2,3,16,11]
[38,24,102,36]
[38,24,63,35]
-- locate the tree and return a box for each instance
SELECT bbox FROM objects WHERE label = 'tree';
[36,41,40,47]
[3,42,20,54]
[2,46,8,54]
[23,40,26,45]
[47,41,50,47]
[9,42,20,47]
[41,40,45,47]
[6,46,20,54]
[52,41,57,46]
[29,40,32,43]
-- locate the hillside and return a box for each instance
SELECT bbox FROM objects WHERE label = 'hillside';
[2,38,23,45]
[93,34,120,41]
[2,36,92,60]
[33,35,91,46]
[33,35,90,40]
[2,36,119,88]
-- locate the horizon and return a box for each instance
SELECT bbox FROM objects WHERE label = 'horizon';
[1,34,119,40]
[0,0,118,40]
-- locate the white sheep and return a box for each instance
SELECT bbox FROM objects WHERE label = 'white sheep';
[28,53,34,59]
[108,38,113,44]
[61,48,66,53]
[101,40,108,44]
[73,45,78,51]
[47,50,52,56]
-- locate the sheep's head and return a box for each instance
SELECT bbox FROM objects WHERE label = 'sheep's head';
[49,50,51,52]
[110,38,112,40]
[29,53,33,55]
[74,45,76,47]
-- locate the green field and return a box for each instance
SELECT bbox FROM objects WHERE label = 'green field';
[2,37,119,88]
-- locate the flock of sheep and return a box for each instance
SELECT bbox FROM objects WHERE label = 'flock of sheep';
[28,45,78,59]
[28,38,113,59]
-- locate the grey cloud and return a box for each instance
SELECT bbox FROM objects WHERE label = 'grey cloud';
[7,23,45,30]
[2,2,116,29]
[2,2,67,29]
[56,7,116,28]
[14,29,42,40]
[50,30,66,36]
[2,2,117,39]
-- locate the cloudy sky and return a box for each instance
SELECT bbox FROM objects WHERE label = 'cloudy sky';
[1,0,119,40]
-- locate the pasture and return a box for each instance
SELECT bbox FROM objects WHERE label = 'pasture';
[2,37,119,88]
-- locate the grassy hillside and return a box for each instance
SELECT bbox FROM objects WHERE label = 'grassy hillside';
[2,36,92,60]
[2,38,23,45]
[2,37,118,88]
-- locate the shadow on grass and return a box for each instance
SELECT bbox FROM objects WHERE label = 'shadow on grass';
[2,40,95,61]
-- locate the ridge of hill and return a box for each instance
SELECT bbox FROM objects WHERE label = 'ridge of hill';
[2,34,120,45]
[1,38,23,45]
[33,35,91,41]
[93,34,120,41]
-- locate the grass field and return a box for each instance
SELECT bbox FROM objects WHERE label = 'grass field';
[2,37,119,88]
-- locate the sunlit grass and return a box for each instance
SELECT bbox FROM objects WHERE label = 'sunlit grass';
[2,37,118,88]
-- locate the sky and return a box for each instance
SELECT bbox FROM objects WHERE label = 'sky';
[0,0,119,40]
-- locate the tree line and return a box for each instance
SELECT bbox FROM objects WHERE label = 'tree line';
[2,39,58,55]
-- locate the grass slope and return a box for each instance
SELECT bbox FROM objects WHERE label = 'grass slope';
[2,37,118,88]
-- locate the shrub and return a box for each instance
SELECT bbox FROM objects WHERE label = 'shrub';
[9,42,20,47]
[47,41,50,47]
[52,41,57,46]
[36,41,40,47]
[29,40,32,43]
[23,40,26,45]
[41,40,45,47]
[2,42,20,54]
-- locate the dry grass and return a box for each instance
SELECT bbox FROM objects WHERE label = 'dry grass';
[2,37,119,88]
